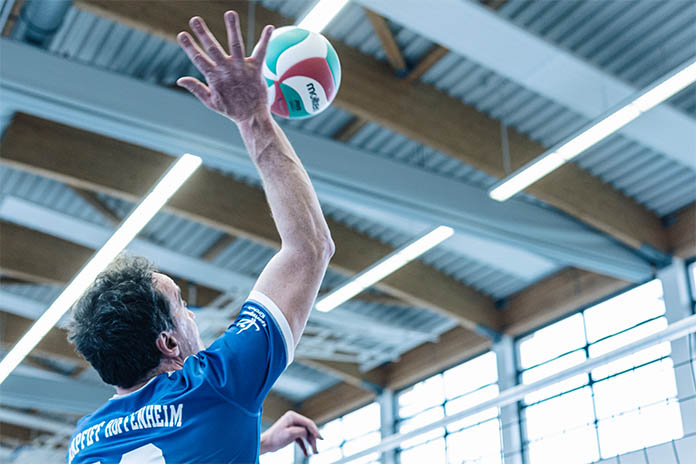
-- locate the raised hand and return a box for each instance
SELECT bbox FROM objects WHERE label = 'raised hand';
[176,11,274,124]
[260,410,323,457]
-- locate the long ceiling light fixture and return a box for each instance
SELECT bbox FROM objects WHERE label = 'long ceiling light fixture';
[0,154,202,384]
[315,226,455,312]
[297,0,350,32]
[489,58,696,202]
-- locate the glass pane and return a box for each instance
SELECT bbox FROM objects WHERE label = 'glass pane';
[260,443,294,464]
[518,314,586,369]
[589,317,670,380]
[584,280,665,343]
[524,387,596,441]
[342,403,381,440]
[400,438,446,464]
[398,375,445,418]
[521,350,588,404]
[447,420,502,464]
[444,384,499,433]
[690,262,696,297]
[309,447,342,464]
[342,431,380,463]
[526,422,599,464]
[443,352,498,400]
[317,418,343,451]
[524,387,599,464]
[593,359,680,422]
[597,399,683,458]
[399,406,445,449]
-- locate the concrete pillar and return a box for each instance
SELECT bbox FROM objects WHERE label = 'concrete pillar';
[657,258,696,437]
[378,389,396,464]
[493,336,524,464]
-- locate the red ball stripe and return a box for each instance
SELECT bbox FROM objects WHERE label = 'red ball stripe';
[270,80,289,118]
[280,57,336,100]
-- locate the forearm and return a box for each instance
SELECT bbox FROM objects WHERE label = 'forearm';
[238,111,333,254]
[259,430,271,454]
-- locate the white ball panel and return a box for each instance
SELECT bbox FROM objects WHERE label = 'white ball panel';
[283,76,329,115]
[274,32,327,78]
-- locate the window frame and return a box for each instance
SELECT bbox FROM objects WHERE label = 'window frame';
[515,278,682,462]
[394,351,503,464]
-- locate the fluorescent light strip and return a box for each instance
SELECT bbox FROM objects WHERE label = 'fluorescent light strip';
[0,154,202,384]
[315,226,454,312]
[296,0,350,32]
[490,59,696,202]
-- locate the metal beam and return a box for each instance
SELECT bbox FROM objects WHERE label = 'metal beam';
[0,40,657,283]
[356,0,696,171]
[668,202,696,259]
[0,408,74,437]
[0,197,440,356]
[0,370,114,416]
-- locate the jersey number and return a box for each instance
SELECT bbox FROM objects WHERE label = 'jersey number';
[119,443,166,463]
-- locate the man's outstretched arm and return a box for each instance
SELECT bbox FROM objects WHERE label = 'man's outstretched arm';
[176,12,334,345]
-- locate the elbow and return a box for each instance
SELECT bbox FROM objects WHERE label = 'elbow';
[314,233,335,263]
[306,232,335,264]
[323,235,336,260]
[285,228,334,264]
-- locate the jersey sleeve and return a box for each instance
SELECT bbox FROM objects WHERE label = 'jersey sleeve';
[195,290,295,413]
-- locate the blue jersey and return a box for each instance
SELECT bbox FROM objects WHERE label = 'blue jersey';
[67,291,294,464]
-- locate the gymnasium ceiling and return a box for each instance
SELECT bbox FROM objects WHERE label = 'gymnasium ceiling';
[0,0,694,456]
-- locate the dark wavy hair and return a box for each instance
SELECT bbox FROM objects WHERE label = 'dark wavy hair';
[68,254,175,388]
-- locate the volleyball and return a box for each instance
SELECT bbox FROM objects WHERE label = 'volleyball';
[261,26,341,119]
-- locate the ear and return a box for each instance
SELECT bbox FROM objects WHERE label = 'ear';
[155,331,181,359]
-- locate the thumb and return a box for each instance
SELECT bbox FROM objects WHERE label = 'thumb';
[177,77,212,106]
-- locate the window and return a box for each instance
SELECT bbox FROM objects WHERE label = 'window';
[310,402,381,464]
[396,352,502,464]
[517,280,683,463]
[259,443,294,464]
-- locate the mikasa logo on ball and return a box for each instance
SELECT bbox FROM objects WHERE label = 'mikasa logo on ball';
[306,83,320,111]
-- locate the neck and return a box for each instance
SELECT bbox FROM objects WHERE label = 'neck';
[115,358,185,396]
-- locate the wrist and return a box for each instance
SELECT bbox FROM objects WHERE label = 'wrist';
[259,430,272,454]
[237,107,273,132]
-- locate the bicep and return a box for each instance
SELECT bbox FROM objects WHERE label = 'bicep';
[252,247,328,345]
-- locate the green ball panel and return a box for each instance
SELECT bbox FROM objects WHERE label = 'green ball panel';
[266,28,310,76]
[325,43,341,87]
[280,83,310,119]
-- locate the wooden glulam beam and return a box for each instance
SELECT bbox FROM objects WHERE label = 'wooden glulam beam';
[296,357,386,392]
[72,0,670,254]
[200,234,236,262]
[0,0,25,37]
[405,45,449,82]
[384,326,491,391]
[667,202,696,259]
[363,8,407,74]
[300,382,376,425]
[332,116,369,142]
[0,421,40,445]
[0,310,88,367]
[1,113,500,333]
[502,267,629,336]
[72,187,121,225]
